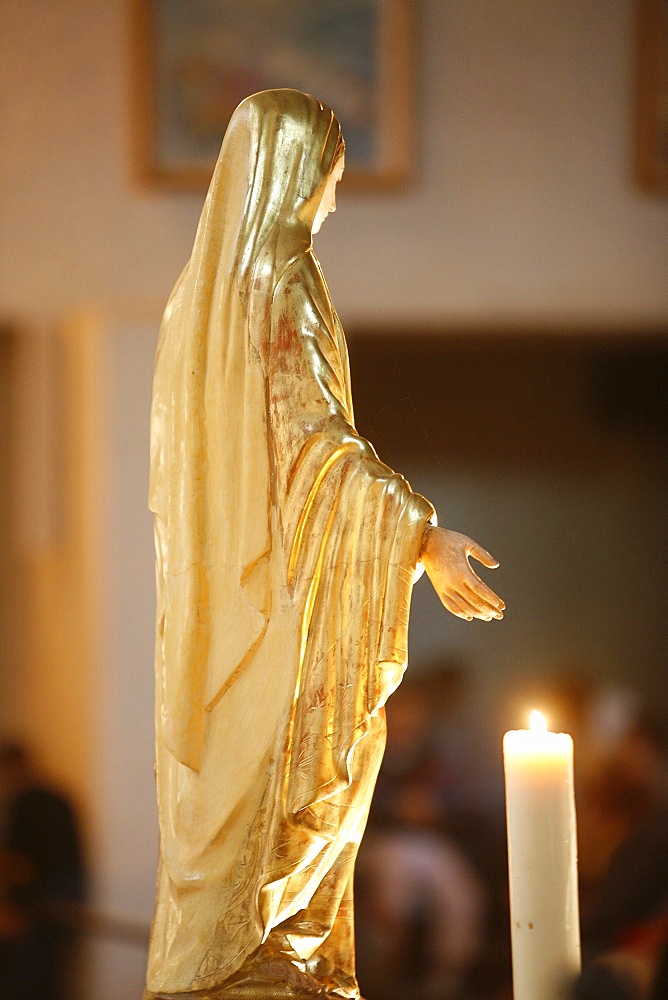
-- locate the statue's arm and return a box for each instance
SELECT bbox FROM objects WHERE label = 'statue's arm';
[270,255,504,622]
[268,256,396,483]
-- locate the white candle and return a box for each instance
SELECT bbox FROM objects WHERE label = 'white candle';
[503,710,581,1000]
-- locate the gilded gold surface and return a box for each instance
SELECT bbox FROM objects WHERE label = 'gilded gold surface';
[146,89,503,999]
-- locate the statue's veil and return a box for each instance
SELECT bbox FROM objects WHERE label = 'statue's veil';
[149,90,344,770]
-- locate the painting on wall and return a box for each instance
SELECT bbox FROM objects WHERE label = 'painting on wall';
[636,0,668,192]
[132,0,414,190]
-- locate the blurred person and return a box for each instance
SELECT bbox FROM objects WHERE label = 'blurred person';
[356,821,486,1000]
[575,708,668,1000]
[355,673,494,1000]
[0,741,86,1000]
[372,667,492,827]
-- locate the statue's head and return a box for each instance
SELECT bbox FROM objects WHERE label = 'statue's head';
[235,89,344,231]
[199,89,345,274]
[312,151,345,235]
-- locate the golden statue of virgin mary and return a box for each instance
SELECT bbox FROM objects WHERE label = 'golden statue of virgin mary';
[144,89,503,1000]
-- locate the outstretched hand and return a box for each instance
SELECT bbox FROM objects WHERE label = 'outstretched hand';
[420,525,505,622]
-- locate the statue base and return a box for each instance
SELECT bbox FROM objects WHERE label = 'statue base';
[142,934,362,999]
[143,990,363,1000]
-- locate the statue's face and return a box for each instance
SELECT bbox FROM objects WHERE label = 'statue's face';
[312,155,345,235]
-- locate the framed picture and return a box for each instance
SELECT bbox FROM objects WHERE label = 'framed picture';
[132,0,415,190]
[636,0,668,192]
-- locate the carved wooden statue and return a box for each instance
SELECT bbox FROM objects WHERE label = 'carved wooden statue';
[144,89,504,1000]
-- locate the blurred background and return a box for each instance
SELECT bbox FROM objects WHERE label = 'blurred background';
[1,1,667,998]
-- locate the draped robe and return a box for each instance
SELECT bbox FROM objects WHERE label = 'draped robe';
[145,90,434,997]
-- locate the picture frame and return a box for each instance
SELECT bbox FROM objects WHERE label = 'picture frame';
[131,0,415,191]
[635,0,668,192]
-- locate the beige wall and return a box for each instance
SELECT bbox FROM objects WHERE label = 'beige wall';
[6,324,100,805]
[1,0,667,331]
[1,316,156,998]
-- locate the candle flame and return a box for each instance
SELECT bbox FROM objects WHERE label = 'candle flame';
[530,709,548,734]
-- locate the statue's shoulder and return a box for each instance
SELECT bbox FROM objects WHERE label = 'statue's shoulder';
[272,248,341,363]
[275,248,331,311]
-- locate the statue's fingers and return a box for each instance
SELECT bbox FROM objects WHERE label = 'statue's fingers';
[441,592,473,621]
[463,576,505,612]
[469,543,499,570]
[461,590,504,621]
[472,608,497,621]
[457,594,497,622]
[447,586,500,622]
